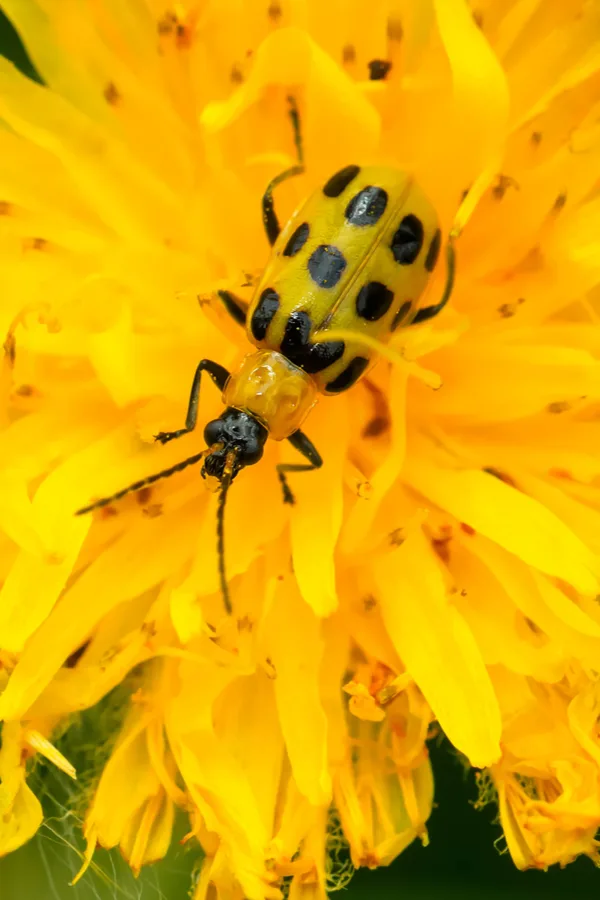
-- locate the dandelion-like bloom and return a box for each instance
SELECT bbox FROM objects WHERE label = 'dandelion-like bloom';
[1,0,600,893]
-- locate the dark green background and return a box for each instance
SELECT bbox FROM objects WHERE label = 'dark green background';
[0,8,597,897]
[2,739,597,900]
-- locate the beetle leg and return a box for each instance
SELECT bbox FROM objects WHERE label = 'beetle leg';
[155,359,230,445]
[276,428,323,505]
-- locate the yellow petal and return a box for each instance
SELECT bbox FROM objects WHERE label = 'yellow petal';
[433,0,510,225]
[0,517,89,653]
[25,729,76,779]
[289,399,347,617]
[0,57,181,244]
[201,27,380,166]
[86,706,161,850]
[341,367,407,553]
[407,456,600,596]
[374,531,501,767]
[263,579,331,806]
[121,790,174,874]
[0,723,43,856]
[0,506,198,720]
[167,660,272,900]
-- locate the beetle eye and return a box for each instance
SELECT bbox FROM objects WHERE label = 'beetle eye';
[238,439,264,466]
[204,418,224,447]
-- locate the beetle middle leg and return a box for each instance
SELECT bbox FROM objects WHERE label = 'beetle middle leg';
[277,428,323,505]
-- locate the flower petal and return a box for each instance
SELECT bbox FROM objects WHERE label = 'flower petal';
[374,531,501,767]
[0,505,198,720]
[263,579,331,806]
[433,0,510,223]
[0,723,43,856]
[407,456,600,596]
[289,399,347,617]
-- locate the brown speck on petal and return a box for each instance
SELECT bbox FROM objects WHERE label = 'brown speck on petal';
[431,535,451,564]
[389,528,405,546]
[492,174,519,200]
[524,616,543,636]
[342,44,356,64]
[157,12,176,34]
[362,415,390,438]
[548,468,573,480]
[136,486,153,505]
[387,19,403,41]
[483,467,517,489]
[553,192,567,212]
[498,298,526,318]
[63,639,91,668]
[142,503,163,518]
[15,384,35,397]
[368,59,392,81]
[175,22,193,48]
[23,237,48,251]
[268,1,282,21]
[547,401,571,414]
[103,82,121,106]
[3,333,16,366]
[362,378,391,438]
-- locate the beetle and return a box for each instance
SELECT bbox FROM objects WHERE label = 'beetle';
[77,99,455,613]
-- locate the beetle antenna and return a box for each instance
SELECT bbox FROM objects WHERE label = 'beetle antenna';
[75,450,208,515]
[216,450,237,615]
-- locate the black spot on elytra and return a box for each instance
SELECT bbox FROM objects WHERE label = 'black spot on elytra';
[280,310,345,374]
[391,214,423,264]
[283,222,309,257]
[323,165,360,198]
[303,340,345,373]
[424,228,441,272]
[251,288,280,341]
[307,245,347,288]
[356,282,394,321]
[345,186,388,227]
[390,299,413,331]
[326,356,370,393]
[368,59,392,80]
[281,310,311,358]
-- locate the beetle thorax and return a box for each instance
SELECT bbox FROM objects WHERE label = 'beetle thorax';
[222,350,318,440]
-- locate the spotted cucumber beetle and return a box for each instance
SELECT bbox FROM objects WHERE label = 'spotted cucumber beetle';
[77,99,455,613]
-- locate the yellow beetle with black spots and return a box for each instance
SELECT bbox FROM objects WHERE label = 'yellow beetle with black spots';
[77,102,455,613]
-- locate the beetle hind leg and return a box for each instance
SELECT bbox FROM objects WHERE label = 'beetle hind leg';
[261,95,306,246]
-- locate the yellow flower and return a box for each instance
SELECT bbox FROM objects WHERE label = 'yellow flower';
[1,0,600,894]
